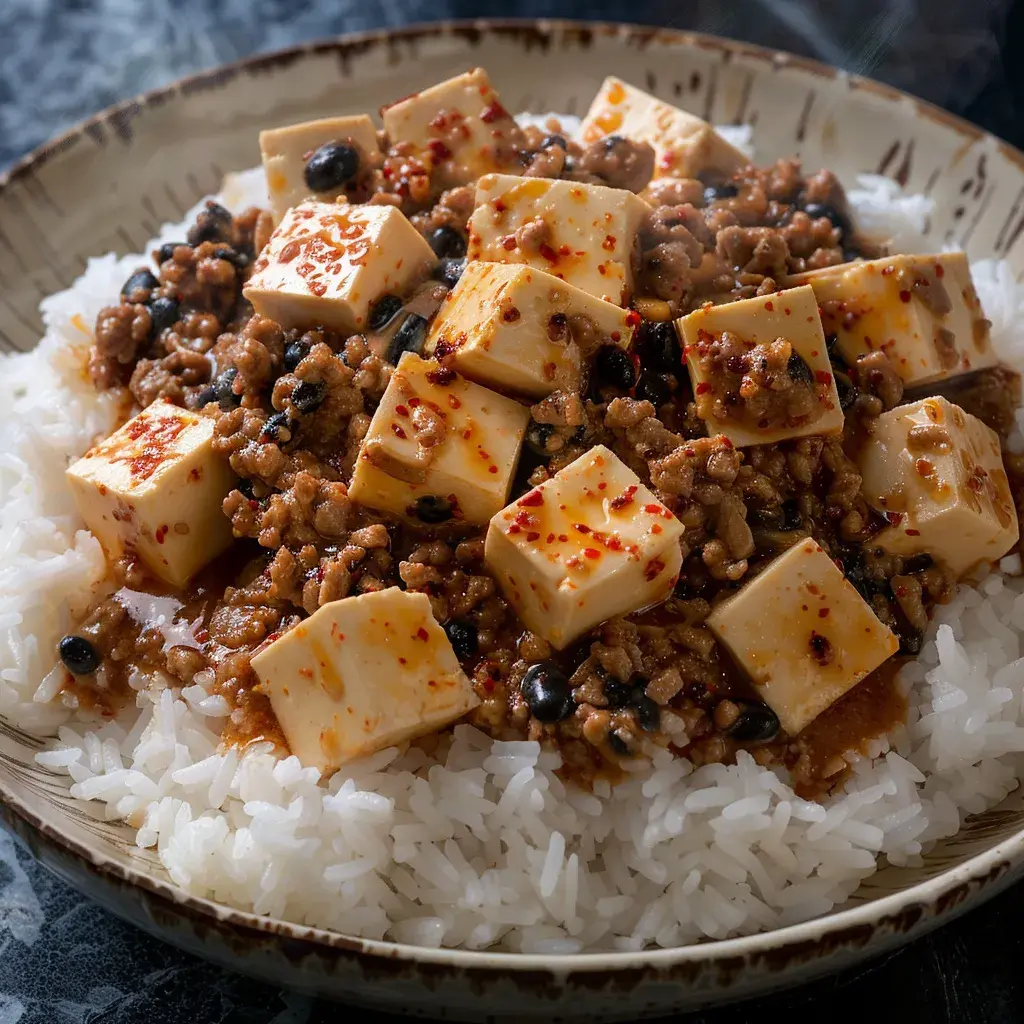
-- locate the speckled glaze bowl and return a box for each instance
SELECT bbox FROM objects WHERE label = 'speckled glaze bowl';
[2,19,1024,1021]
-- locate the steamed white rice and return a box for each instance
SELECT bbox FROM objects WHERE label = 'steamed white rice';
[3,129,1024,954]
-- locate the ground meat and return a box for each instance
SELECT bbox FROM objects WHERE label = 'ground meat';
[411,185,475,239]
[128,348,211,407]
[940,365,1022,438]
[855,350,905,410]
[573,135,656,193]
[642,177,705,208]
[715,226,790,278]
[89,304,153,386]
[514,217,552,256]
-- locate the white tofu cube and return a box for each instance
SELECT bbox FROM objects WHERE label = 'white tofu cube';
[485,445,684,649]
[677,284,844,447]
[858,396,1018,576]
[260,115,382,222]
[707,538,899,736]
[466,174,649,306]
[789,253,996,388]
[578,77,749,179]
[65,400,235,588]
[349,352,529,525]
[243,201,436,333]
[426,261,636,398]
[381,68,521,181]
[251,588,479,773]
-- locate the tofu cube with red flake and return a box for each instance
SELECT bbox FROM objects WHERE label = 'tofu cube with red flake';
[707,538,899,736]
[349,352,529,526]
[380,68,522,182]
[243,201,436,334]
[466,174,650,306]
[251,588,479,774]
[857,396,1019,577]
[65,400,236,588]
[484,445,684,649]
[426,260,637,398]
[578,77,750,179]
[789,252,996,388]
[677,284,844,447]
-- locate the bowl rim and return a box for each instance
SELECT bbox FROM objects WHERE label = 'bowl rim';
[3,15,1024,974]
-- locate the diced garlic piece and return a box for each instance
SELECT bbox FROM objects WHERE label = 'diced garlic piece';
[251,588,479,773]
[485,445,683,649]
[466,174,649,306]
[243,201,436,333]
[349,352,529,525]
[707,538,899,736]
[677,284,844,446]
[858,396,1018,576]
[65,400,235,587]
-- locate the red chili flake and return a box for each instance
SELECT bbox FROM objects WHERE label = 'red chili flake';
[480,100,510,123]
[695,382,712,395]
[573,523,592,534]
[558,534,568,542]
[526,531,541,542]
[546,533,555,543]
[514,510,535,527]
[518,489,544,507]
[644,558,666,581]
[427,139,451,161]
[447,394,462,410]
[609,484,638,510]
[408,397,421,407]
[502,236,517,251]
[602,234,616,252]
[426,366,456,386]
[508,524,521,534]
[651,523,663,535]
[606,537,623,551]
[598,481,607,490]
[935,263,945,278]
[155,524,168,544]
[906,528,922,536]
[611,331,621,342]
[391,423,407,439]
[538,243,558,263]
[764,300,775,311]
[625,309,642,328]
[248,499,259,511]
[884,510,903,526]
[584,548,600,559]
[815,370,833,384]
[899,290,912,303]
[488,465,498,474]
[395,404,410,417]
[643,503,662,514]
[502,307,521,323]
[720,436,734,449]
[416,627,430,642]
[494,199,507,213]
[818,607,830,618]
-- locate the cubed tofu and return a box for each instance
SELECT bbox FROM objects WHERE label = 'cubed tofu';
[380,68,521,182]
[65,400,235,588]
[349,352,529,525]
[707,538,899,736]
[578,76,749,180]
[243,201,436,333]
[789,253,995,388]
[259,115,381,222]
[466,174,649,306]
[426,261,636,398]
[857,396,1018,576]
[251,588,479,774]
[485,445,683,649]
[677,284,844,446]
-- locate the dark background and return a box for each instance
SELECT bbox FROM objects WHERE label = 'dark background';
[3,1,1024,1021]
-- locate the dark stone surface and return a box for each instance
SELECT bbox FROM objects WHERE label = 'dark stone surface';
[3,2,1024,1021]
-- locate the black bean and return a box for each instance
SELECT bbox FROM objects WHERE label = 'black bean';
[303,141,360,192]
[211,245,249,268]
[386,313,429,364]
[214,368,240,410]
[195,385,218,409]
[703,182,738,205]
[903,553,934,574]
[291,379,326,415]
[635,320,681,371]
[593,345,636,392]
[521,663,574,723]
[824,332,843,364]
[835,371,858,411]
[727,701,781,742]
[525,421,555,456]
[444,620,479,661]
[413,495,453,524]
[428,226,467,260]
[435,257,466,289]
[608,729,633,756]
[603,680,633,708]
[283,340,310,372]
[781,498,803,530]
[634,694,661,732]
[541,134,568,150]
[368,295,403,332]
[58,635,99,676]
[187,200,233,246]
[261,411,294,444]
[147,296,179,336]
[787,351,814,386]
[898,628,924,656]
[237,479,255,499]
[603,134,629,152]
[157,241,186,263]
[802,201,850,236]
[635,370,673,407]
[121,268,159,299]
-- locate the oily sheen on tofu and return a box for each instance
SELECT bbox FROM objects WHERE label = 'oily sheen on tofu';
[349,352,529,525]
[243,201,436,334]
[251,589,479,773]
[707,538,900,736]
[677,284,844,446]
[485,445,684,649]
[259,115,381,222]
[65,400,235,588]
[858,396,1019,576]
[578,76,749,179]
[426,261,635,398]
[466,174,649,306]
[790,253,995,388]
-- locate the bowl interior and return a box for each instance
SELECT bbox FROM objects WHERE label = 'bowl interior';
[2,17,1024,975]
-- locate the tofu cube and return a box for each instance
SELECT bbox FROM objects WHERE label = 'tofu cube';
[578,77,749,180]
[707,538,899,736]
[857,396,1018,576]
[260,115,382,222]
[426,261,636,398]
[251,588,479,774]
[65,400,235,588]
[677,284,844,447]
[485,445,684,649]
[349,352,529,525]
[381,68,521,182]
[466,174,649,306]
[789,253,995,388]
[243,201,436,333]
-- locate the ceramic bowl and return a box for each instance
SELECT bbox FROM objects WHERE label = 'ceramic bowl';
[2,19,1024,1022]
